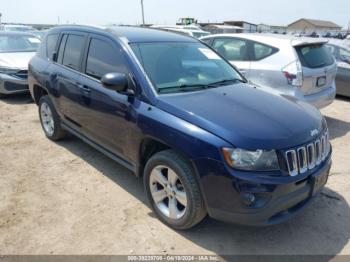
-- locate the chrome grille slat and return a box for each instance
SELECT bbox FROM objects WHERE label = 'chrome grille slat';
[297,147,308,174]
[285,130,330,176]
[286,150,298,177]
[315,140,321,165]
[307,143,316,170]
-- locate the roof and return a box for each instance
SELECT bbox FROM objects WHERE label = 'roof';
[289,19,341,29]
[201,33,328,47]
[48,25,197,43]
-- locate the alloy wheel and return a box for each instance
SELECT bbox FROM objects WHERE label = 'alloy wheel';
[149,165,188,220]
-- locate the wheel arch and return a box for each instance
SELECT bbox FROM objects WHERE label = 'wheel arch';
[33,84,48,105]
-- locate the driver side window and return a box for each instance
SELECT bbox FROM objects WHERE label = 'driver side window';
[85,38,128,80]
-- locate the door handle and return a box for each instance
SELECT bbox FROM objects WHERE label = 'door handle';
[77,84,91,93]
[50,73,58,81]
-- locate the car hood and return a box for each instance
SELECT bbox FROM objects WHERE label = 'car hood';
[0,52,36,70]
[156,84,324,150]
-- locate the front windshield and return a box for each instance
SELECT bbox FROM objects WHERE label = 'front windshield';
[131,42,243,94]
[0,35,41,53]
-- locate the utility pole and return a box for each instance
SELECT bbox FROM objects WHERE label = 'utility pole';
[141,0,145,26]
[0,13,2,26]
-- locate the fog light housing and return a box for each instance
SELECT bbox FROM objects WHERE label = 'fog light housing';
[240,193,256,206]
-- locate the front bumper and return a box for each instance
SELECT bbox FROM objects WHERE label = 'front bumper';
[193,153,332,226]
[0,73,29,95]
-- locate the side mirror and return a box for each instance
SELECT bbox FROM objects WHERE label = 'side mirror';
[101,73,128,92]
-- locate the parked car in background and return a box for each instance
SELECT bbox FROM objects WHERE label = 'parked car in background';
[0,32,41,98]
[29,30,48,39]
[29,25,331,229]
[201,34,337,109]
[327,40,350,98]
[1,24,34,32]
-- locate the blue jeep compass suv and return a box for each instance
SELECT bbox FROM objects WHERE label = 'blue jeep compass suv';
[28,25,332,229]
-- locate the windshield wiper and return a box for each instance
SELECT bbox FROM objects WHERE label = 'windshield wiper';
[207,78,247,87]
[158,84,208,93]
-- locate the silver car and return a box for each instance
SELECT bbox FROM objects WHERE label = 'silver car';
[0,32,40,98]
[201,34,337,109]
[326,40,350,98]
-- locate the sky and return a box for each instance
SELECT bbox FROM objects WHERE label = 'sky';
[0,0,349,29]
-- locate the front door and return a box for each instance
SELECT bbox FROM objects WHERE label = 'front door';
[77,34,138,161]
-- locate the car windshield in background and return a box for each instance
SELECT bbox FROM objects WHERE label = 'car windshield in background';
[192,32,210,38]
[131,42,243,94]
[0,35,41,53]
[296,44,334,69]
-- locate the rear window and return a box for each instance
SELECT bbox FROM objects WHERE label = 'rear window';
[296,44,334,69]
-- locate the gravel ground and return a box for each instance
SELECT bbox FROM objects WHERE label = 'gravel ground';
[0,94,349,257]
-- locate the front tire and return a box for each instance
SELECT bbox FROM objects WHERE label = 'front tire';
[144,150,207,230]
[39,95,66,141]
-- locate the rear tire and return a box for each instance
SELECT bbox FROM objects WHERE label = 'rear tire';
[144,150,207,230]
[39,95,66,141]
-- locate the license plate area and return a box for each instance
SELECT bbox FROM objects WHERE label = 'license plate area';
[311,171,329,196]
[316,76,327,87]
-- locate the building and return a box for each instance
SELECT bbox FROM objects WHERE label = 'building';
[200,23,243,34]
[270,25,287,34]
[257,24,271,33]
[288,18,342,34]
[224,21,257,33]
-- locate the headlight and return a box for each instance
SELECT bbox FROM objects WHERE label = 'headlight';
[222,148,280,171]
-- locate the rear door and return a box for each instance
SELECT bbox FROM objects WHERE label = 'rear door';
[211,37,251,77]
[50,32,87,126]
[294,43,337,95]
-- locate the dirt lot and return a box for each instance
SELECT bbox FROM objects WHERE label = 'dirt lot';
[0,94,349,256]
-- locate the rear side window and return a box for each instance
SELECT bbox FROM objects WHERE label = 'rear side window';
[296,44,334,68]
[61,35,85,71]
[57,34,67,63]
[85,38,128,80]
[253,42,278,60]
[46,34,59,60]
[212,38,249,61]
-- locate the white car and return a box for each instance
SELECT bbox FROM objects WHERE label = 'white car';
[0,32,41,98]
[1,24,34,32]
[201,33,337,109]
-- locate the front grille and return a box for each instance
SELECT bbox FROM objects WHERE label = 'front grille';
[285,130,330,176]
[10,70,28,80]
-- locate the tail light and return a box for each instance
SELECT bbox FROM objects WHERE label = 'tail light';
[282,60,303,87]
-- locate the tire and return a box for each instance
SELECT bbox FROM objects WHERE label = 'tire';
[39,95,66,141]
[144,150,207,230]
[0,92,7,99]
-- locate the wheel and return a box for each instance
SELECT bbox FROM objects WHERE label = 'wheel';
[39,95,66,141]
[0,92,7,99]
[144,150,207,230]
